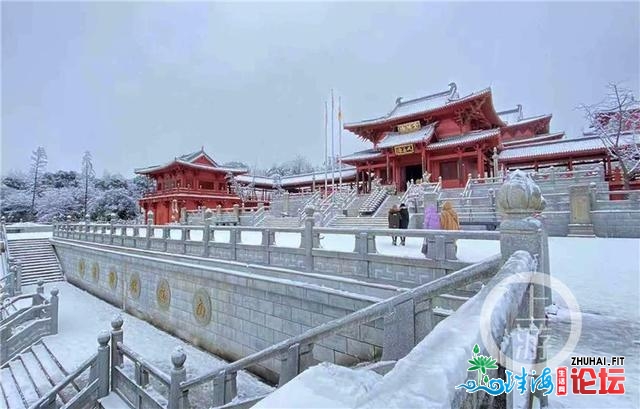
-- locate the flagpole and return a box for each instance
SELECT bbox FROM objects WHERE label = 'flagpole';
[338,96,343,189]
[324,101,328,195]
[331,89,335,195]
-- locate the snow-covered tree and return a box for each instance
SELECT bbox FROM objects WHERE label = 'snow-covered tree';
[41,171,79,188]
[35,186,85,222]
[2,170,29,190]
[580,84,640,189]
[129,175,155,197]
[29,146,48,219]
[0,187,32,222]
[81,151,95,217]
[90,188,139,221]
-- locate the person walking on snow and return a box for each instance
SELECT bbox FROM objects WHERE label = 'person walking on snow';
[421,205,441,255]
[388,204,401,245]
[398,203,410,246]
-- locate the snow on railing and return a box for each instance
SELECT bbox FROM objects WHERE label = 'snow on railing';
[0,281,59,365]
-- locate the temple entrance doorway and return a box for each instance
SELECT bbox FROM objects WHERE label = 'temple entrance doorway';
[404,164,423,188]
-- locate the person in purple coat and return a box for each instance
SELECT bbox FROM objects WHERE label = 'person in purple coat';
[421,205,440,256]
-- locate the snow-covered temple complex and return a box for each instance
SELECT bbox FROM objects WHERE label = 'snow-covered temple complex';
[342,82,633,190]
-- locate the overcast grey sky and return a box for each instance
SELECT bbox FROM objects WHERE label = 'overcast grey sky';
[2,1,639,177]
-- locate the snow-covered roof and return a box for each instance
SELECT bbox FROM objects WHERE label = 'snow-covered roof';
[502,132,565,147]
[236,167,358,187]
[135,148,247,175]
[340,149,384,162]
[377,123,436,149]
[345,83,490,128]
[426,129,500,151]
[497,105,523,124]
[499,136,608,161]
[502,114,552,128]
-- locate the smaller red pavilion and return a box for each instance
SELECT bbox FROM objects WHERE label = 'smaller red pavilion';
[135,149,248,224]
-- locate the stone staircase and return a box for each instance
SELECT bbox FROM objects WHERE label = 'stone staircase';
[7,239,64,286]
[343,194,369,217]
[0,341,82,409]
[329,216,388,229]
[257,215,301,228]
[438,187,465,200]
[373,195,402,217]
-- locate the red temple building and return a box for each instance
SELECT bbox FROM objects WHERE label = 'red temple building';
[135,149,248,224]
[341,82,638,191]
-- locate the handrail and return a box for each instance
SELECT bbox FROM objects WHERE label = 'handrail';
[29,352,98,409]
[118,342,171,386]
[1,303,48,330]
[181,253,501,390]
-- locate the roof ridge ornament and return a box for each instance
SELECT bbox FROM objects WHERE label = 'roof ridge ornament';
[448,82,458,99]
[396,97,403,105]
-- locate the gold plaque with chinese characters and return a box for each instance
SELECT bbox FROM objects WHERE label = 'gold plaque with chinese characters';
[394,144,415,155]
[397,120,421,134]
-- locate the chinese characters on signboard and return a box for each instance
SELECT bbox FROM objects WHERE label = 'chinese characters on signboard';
[397,120,421,134]
[394,144,415,156]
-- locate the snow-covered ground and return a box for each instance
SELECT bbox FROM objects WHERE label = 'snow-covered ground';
[27,282,272,406]
[257,237,640,409]
[6,231,53,240]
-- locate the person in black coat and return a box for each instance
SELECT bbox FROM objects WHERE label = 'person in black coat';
[398,203,409,246]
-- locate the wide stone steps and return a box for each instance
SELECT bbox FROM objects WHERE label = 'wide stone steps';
[257,216,301,228]
[7,239,64,286]
[344,195,370,217]
[373,195,402,217]
[330,216,388,228]
[0,341,80,408]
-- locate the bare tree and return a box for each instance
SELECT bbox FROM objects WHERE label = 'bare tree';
[580,83,640,189]
[81,151,95,218]
[29,146,48,218]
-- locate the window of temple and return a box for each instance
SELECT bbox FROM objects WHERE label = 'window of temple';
[201,181,215,190]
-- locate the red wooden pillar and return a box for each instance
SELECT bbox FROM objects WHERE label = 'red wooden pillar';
[475,145,483,178]
[386,153,390,185]
[421,148,426,175]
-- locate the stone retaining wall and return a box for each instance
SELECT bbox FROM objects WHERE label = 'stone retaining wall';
[53,240,383,383]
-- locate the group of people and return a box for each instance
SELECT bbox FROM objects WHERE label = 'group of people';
[387,201,460,249]
[387,203,410,245]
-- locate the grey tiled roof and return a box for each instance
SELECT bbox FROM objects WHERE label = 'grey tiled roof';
[340,149,384,162]
[498,136,608,160]
[377,123,436,149]
[236,167,357,187]
[497,105,523,124]
[343,84,500,128]
[426,129,500,151]
[502,132,565,147]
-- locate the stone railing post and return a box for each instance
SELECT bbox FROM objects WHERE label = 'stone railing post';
[212,369,238,406]
[279,343,314,386]
[202,221,211,258]
[0,325,10,363]
[110,315,124,369]
[109,218,116,245]
[49,288,59,335]
[7,265,17,296]
[497,170,550,362]
[146,218,153,250]
[168,347,188,409]
[302,206,315,272]
[163,227,170,252]
[14,262,22,295]
[283,191,290,216]
[34,280,45,305]
[568,185,594,236]
[229,228,238,260]
[96,331,111,399]
[382,299,415,361]
[232,204,240,219]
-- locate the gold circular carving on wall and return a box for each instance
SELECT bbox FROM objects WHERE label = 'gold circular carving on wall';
[108,269,118,290]
[91,262,100,282]
[129,272,141,300]
[192,289,212,325]
[78,259,86,277]
[156,279,171,310]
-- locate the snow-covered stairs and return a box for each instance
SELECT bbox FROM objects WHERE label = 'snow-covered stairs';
[0,341,80,408]
[7,239,64,286]
[1,302,19,321]
[329,216,388,228]
[257,215,301,228]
